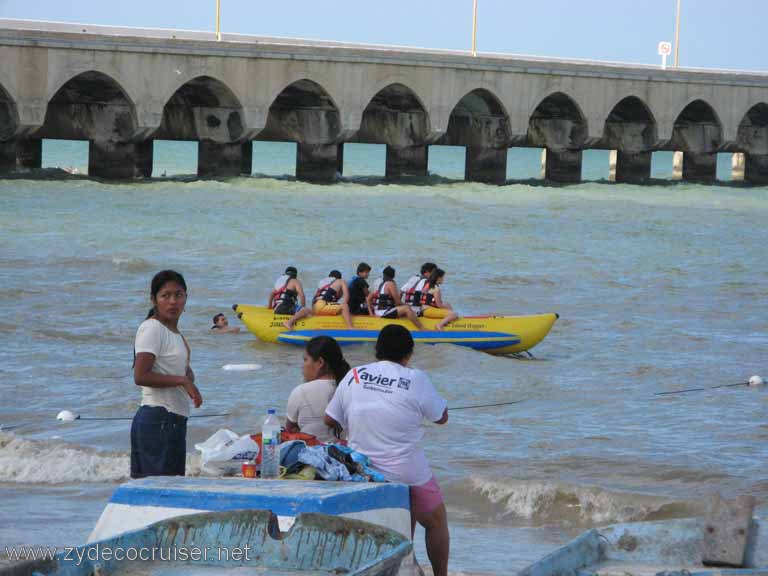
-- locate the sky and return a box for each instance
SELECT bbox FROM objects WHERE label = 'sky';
[0,0,767,72]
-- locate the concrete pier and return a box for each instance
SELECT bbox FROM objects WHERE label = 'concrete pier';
[198,141,248,178]
[744,154,768,185]
[89,140,152,179]
[0,139,41,171]
[240,143,253,176]
[542,149,582,183]
[682,152,717,183]
[609,150,652,183]
[385,146,428,179]
[465,147,506,184]
[296,143,340,182]
[1,20,768,184]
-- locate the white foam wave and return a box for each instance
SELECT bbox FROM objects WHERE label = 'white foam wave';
[0,432,200,484]
[111,256,153,272]
[469,476,681,524]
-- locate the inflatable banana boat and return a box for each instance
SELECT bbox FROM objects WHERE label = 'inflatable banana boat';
[232,304,558,355]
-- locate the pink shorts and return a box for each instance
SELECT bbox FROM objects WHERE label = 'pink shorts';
[409,476,444,516]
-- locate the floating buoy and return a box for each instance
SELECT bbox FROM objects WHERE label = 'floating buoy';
[56,410,79,421]
[222,363,262,372]
[748,375,764,387]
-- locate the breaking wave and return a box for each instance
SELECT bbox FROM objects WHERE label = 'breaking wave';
[455,476,701,526]
[0,432,200,484]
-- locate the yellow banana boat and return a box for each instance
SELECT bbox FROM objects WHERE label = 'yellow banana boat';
[232,304,558,355]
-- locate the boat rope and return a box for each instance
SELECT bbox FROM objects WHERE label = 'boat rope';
[75,413,232,421]
[451,399,524,411]
[653,381,753,397]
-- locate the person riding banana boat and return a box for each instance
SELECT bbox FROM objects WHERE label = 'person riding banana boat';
[400,262,437,309]
[283,270,354,330]
[366,265,425,331]
[268,266,306,316]
[417,268,459,330]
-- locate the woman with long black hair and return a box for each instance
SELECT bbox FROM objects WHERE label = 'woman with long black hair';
[285,335,349,442]
[131,270,202,478]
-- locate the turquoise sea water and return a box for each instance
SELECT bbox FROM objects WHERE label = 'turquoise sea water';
[1,142,766,575]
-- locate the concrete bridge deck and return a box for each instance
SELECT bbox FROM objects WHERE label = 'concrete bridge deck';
[1,19,767,183]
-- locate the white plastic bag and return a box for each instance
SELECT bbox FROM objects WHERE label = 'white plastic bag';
[194,429,259,476]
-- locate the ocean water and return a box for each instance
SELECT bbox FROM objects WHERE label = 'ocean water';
[1,141,767,576]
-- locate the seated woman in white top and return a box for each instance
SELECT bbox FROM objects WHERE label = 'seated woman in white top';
[285,336,349,443]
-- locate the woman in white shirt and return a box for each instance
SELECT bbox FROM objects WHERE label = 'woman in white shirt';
[131,270,202,478]
[285,336,349,443]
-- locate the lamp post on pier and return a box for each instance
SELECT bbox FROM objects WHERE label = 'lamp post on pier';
[471,0,478,56]
[215,0,222,41]
[674,0,681,67]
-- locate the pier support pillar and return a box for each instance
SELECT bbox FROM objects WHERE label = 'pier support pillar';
[198,141,244,178]
[336,143,344,176]
[542,148,582,183]
[296,143,339,182]
[0,139,42,172]
[385,145,428,179]
[731,153,745,182]
[682,151,717,183]
[240,142,253,176]
[465,146,506,184]
[609,150,651,184]
[0,140,17,172]
[89,140,153,179]
[672,151,683,180]
[744,153,768,185]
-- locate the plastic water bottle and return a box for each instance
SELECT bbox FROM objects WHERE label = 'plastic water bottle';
[260,409,281,479]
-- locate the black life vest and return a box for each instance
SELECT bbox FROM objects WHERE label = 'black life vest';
[373,280,396,310]
[273,275,298,314]
[313,277,340,304]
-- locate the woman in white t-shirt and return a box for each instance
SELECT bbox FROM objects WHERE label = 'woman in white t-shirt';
[324,325,449,576]
[285,336,350,443]
[131,270,202,478]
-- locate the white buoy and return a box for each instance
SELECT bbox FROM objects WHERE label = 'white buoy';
[222,363,262,372]
[56,410,79,421]
[748,375,764,387]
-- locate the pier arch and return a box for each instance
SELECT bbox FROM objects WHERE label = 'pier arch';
[670,99,722,183]
[262,79,340,144]
[603,96,657,152]
[736,102,768,185]
[737,103,768,155]
[528,92,587,182]
[38,71,147,179]
[358,82,430,180]
[444,88,510,183]
[0,83,26,173]
[358,83,428,147]
[444,88,510,148]
[0,83,17,141]
[156,76,244,143]
[40,71,137,142]
[603,96,657,183]
[262,79,341,182]
[155,75,247,178]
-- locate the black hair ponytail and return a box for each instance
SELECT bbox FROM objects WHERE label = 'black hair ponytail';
[305,336,350,385]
